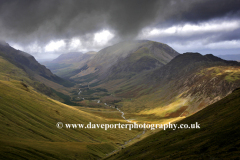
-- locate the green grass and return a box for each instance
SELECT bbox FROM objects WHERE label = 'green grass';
[51,88,78,106]
[0,56,29,81]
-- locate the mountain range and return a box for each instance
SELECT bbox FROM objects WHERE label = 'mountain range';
[45,40,240,118]
[1,40,240,159]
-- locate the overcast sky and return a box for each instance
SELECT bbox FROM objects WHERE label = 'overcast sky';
[0,0,239,60]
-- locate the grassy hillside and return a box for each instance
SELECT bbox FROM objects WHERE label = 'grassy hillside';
[106,88,240,160]
[0,79,141,159]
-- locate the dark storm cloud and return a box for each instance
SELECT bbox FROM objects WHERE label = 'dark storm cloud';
[107,0,161,39]
[0,0,109,44]
[0,0,161,44]
[0,0,239,52]
[159,0,240,27]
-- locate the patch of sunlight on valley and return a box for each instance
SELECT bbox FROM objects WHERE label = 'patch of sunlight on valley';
[139,98,189,117]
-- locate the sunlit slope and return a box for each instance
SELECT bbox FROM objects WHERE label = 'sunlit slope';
[0,80,140,159]
[106,88,240,160]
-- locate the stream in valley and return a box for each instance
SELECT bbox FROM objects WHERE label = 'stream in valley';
[78,88,146,158]
[103,102,146,157]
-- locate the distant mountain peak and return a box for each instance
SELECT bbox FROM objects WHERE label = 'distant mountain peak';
[52,52,83,63]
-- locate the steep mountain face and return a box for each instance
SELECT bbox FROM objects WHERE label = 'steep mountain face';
[0,42,52,77]
[150,53,240,113]
[70,40,179,82]
[44,51,96,78]
[151,53,239,81]
[106,88,240,160]
[0,42,74,87]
